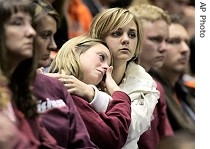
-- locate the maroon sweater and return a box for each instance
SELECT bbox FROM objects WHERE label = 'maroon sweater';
[13,105,58,149]
[33,73,97,149]
[72,91,131,149]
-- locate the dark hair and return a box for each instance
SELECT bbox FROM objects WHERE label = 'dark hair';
[170,14,185,25]
[0,0,38,118]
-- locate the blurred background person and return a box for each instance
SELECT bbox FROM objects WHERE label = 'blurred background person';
[150,15,195,142]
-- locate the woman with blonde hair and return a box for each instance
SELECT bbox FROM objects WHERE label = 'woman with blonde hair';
[49,34,132,149]
[89,7,160,149]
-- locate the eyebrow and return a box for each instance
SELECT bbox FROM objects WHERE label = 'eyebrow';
[129,28,137,32]
[116,28,137,32]
[11,13,32,23]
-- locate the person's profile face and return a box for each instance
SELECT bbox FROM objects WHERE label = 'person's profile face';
[34,15,57,68]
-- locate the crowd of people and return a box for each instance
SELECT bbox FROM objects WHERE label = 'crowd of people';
[0,0,195,149]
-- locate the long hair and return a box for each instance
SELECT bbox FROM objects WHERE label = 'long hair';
[0,70,11,110]
[89,7,143,64]
[0,0,38,118]
[49,35,110,81]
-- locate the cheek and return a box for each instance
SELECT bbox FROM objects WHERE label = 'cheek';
[105,38,117,51]
[165,51,176,62]
[5,39,18,53]
[142,41,154,51]
[131,39,138,50]
[5,34,16,47]
[36,38,48,51]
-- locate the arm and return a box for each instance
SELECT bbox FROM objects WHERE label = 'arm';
[59,82,98,148]
[42,66,120,113]
[73,91,131,149]
[89,85,112,112]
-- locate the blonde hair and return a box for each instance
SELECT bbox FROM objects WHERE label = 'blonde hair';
[129,4,171,24]
[0,70,11,110]
[49,35,110,80]
[89,7,143,64]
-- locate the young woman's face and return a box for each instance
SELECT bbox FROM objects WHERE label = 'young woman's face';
[80,43,111,85]
[104,20,138,65]
[34,15,57,68]
[4,12,36,63]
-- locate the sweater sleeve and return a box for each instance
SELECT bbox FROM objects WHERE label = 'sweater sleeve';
[73,91,131,149]
[89,85,112,112]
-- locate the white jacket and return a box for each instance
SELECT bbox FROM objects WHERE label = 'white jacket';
[120,62,159,149]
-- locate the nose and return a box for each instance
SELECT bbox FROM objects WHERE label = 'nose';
[121,34,129,45]
[159,40,167,52]
[101,63,109,73]
[26,23,36,37]
[181,41,190,53]
[49,37,57,51]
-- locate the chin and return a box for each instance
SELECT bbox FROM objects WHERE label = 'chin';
[154,62,163,69]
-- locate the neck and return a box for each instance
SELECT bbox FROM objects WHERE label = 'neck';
[140,62,150,72]
[112,61,127,85]
[155,68,180,86]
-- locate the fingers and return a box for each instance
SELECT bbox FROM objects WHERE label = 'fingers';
[63,78,67,84]
[61,69,66,75]
[105,66,113,78]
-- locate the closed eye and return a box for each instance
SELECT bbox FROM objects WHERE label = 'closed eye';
[40,31,52,39]
[99,54,105,61]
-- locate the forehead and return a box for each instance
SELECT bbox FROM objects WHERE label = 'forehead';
[120,20,137,30]
[169,23,189,39]
[36,15,57,30]
[143,20,169,33]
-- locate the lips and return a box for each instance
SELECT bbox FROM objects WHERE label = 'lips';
[120,48,130,51]
[156,56,165,61]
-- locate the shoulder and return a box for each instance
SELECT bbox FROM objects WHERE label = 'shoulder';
[34,73,64,89]
[126,62,153,80]
[33,73,69,100]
